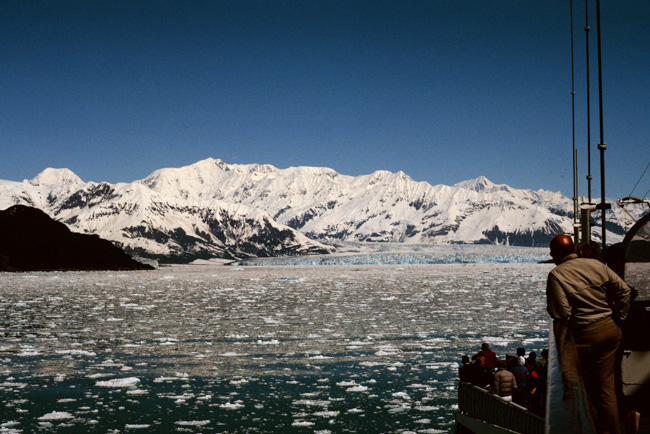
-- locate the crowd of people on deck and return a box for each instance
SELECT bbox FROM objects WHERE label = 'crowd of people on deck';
[458,343,547,417]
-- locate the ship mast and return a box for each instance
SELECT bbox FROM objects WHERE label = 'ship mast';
[595,0,610,247]
[572,0,609,247]
[570,0,579,243]
[584,0,593,204]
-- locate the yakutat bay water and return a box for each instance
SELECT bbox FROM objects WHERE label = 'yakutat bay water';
[1,263,552,433]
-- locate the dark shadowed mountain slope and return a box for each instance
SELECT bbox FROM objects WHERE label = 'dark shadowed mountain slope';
[0,205,153,271]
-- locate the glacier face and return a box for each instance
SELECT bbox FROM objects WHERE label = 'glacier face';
[235,244,551,266]
[0,158,644,262]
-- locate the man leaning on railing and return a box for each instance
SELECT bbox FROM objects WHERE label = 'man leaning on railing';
[546,234,632,434]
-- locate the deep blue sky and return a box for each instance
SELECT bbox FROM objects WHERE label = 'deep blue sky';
[1,1,648,200]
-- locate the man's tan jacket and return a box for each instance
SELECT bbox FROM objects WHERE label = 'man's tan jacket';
[546,254,631,327]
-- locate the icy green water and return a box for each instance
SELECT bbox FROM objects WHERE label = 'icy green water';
[1,263,551,433]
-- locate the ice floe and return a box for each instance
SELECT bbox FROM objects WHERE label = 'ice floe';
[95,377,140,388]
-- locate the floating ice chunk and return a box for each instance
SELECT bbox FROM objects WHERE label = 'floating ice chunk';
[314,411,340,417]
[154,376,183,383]
[293,400,330,407]
[414,405,440,411]
[219,402,244,410]
[158,341,177,346]
[17,346,40,356]
[375,347,401,357]
[55,350,97,357]
[346,386,369,392]
[125,424,151,429]
[126,389,148,396]
[0,382,27,389]
[407,383,431,390]
[220,352,247,357]
[310,355,332,359]
[387,405,410,414]
[359,361,384,367]
[175,420,210,426]
[392,391,411,400]
[87,373,114,379]
[256,339,279,345]
[122,343,142,348]
[292,421,315,427]
[95,377,140,388]
[38,411,74,421]
[95,359,123,367]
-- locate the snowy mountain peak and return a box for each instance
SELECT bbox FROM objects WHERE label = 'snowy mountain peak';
[29,168,84,187]
[454,176,503,193]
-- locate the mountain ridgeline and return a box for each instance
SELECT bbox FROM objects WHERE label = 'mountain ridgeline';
[0,158,636,263]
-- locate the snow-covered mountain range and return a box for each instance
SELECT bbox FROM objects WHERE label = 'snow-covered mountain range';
[0,158,643,262]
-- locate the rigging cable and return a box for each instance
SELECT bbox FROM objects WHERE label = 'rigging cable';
[627,160,650,199]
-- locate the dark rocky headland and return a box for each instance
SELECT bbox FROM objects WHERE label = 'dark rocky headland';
[0,205,153,271]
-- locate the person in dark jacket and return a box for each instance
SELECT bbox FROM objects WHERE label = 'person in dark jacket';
[477,343,497,373]
[509,357,528,406]
[469,355,492,390]
[525,360,543,415]
[458,355,472,383]
[525,351,536,367]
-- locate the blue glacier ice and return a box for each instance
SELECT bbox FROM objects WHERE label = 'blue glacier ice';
[236,244,550,266]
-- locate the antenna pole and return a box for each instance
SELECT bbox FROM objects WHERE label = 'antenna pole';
[595,0,609,247]
[584,0,593,204]
[575,149,581,243]
[570,0,579,242]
